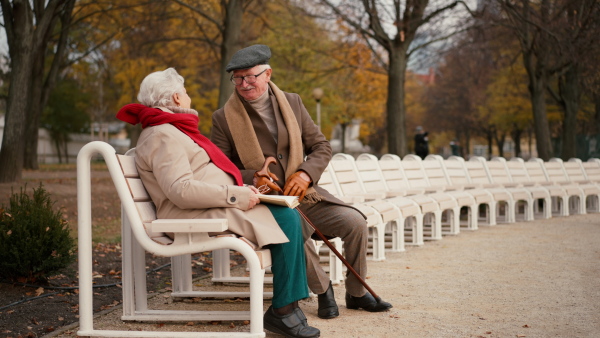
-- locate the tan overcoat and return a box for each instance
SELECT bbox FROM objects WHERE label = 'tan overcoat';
[134,115,289,248]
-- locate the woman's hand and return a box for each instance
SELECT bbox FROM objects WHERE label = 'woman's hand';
[247,186,261,209]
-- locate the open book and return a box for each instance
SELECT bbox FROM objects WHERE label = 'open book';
[257,194,300,209]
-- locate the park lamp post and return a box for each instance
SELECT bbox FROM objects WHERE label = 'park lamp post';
[312,88,324,130]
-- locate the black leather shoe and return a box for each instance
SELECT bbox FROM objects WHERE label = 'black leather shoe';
[346,292,392,312]
[317,281,339,319]
[264,305,320,338]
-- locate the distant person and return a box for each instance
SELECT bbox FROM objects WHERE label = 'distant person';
[414,126,429,159]
[450,139,460,157]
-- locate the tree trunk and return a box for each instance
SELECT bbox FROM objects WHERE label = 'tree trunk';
[126,124,142,149]
[495,131,506,158]
[23,0,75,168]
[24,46,45,170]
[53,137,62,164]
[464,129,471,158]
[594,93,600,135]
[512,126,522,158]
[340,122,348,154]
[0,2,34,182]
[487,129,494,160]
[523,50,553,160]
[559,64,580,160]
[217,0,243,108]
[386,49,408,156]
[528,127,533,159]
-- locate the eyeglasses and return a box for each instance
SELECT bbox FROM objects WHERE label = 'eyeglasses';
[230,69,268,85]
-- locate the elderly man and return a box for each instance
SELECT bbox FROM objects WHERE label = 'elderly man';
[211,44,392,320]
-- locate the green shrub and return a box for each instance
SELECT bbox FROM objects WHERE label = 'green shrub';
[0,184,76,283]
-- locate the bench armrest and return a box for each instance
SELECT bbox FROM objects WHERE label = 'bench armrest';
[151,219,228,233]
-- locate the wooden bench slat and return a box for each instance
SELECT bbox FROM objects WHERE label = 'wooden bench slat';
[127,178,152,202]
[117,154,139,178]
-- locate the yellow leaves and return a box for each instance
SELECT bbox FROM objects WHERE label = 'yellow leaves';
[478,61,532,130]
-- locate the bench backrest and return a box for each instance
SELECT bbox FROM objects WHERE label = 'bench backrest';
[116,152,173,245]
[319,163,342,197]
[464,159,492,185]
[378,155,412,191]
[563,160,587,183]
[506,159,530,185]
[444,158,472,186]
[543,161,570,184]
[582,160,600,182]
[355,154,389,194]
[421,157,449,187]
[524,160,548,184]
[329,154,366,196]
[400,157,430,189]
[486,159,513,185]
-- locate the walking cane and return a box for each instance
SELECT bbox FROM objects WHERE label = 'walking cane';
[256,157,384,302]
[295,208,383,302]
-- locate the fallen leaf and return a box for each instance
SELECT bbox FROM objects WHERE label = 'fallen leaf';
[186,322,194,326]
[35,287,44,297]
[522,324,530,328]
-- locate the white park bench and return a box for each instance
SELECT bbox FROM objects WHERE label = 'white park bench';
[77,141,270,337]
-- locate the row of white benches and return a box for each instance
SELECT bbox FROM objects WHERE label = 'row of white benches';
[320,153,600,263]
[75,141,600,337]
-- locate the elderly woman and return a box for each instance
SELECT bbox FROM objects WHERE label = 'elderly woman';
[116,68,320,338]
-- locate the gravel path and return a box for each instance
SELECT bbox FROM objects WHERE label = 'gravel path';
[50,213,600,338]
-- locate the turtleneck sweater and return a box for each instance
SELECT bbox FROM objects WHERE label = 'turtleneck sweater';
[247,89,277,141]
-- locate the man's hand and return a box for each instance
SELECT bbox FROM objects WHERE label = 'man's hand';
[253,171,283,194]
[283,171,311,202]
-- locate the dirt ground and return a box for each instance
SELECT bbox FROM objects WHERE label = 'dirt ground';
[47,213,600,338]
[2,166,600,338]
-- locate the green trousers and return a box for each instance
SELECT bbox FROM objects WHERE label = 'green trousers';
[265,204,309,308]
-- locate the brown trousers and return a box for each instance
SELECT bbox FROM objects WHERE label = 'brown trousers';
[299,201,369,297]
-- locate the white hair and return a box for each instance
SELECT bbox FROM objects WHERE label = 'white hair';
[137,68,185,107]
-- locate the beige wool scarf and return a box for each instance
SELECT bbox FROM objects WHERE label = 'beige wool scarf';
[224,81,321,203]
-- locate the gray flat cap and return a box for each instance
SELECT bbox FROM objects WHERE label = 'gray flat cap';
[225,44,271,72]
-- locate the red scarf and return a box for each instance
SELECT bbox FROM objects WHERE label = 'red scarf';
[117,104,243,186]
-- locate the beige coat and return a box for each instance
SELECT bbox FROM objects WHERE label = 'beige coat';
[135,121,289,248]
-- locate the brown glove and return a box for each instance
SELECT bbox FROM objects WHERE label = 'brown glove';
[253,171,282,194]
[283,171,311,202]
